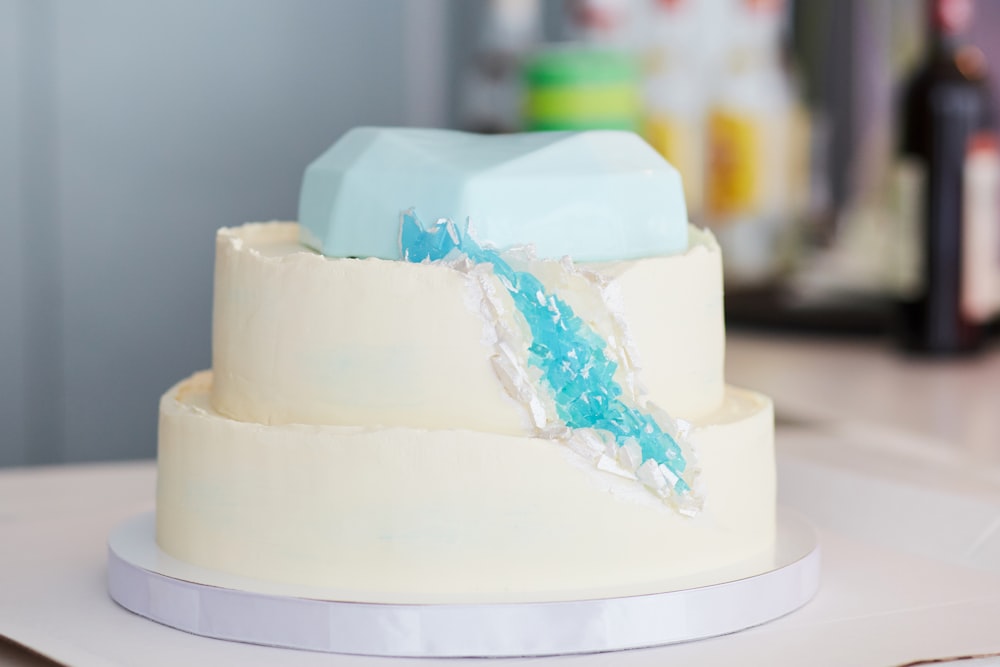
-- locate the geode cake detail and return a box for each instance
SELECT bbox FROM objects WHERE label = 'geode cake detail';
[153,128,774,597]
[400,210,701,512]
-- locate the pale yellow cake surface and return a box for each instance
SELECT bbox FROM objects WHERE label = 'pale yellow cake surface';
[154,221,774,602]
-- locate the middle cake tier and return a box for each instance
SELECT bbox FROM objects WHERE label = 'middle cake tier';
[211,222,726,430]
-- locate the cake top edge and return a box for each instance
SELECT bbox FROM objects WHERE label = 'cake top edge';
[216,221,715,266]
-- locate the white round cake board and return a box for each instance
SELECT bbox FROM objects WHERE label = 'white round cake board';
[107,510,820,657]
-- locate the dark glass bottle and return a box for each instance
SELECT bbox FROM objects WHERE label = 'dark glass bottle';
[895,0,999,354]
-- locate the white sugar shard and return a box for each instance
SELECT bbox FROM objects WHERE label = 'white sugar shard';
[658,463,679,487]
[637,459,670,497]
[617,440,643,472]
[566,429,605,462]
[597,454,637,480]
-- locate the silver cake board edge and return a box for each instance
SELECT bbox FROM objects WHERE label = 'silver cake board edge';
[107,509,820,657]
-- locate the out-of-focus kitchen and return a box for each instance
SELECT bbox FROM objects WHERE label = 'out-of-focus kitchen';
[3,1,1000,665]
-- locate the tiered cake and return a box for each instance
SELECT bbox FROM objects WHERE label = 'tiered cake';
[155,128,775,602]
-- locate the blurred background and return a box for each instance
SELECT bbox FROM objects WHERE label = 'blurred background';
[2,0,1000,468]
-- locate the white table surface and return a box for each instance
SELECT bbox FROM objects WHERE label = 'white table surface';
[4,333,1000,666]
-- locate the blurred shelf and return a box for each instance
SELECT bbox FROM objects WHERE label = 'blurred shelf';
[726,285,1000,345]
[725,286,891,337]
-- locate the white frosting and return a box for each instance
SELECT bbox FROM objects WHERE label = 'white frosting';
[211,223,725,430]
[154,221,768,601]
[157,372,774,602]
[211,223,528,434]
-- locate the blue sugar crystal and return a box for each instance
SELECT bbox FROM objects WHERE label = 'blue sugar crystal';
[400,211,691,496]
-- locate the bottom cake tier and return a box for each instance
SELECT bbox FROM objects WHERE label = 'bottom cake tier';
[156,371,775,602]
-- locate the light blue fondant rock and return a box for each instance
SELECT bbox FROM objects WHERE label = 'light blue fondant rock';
[299,127,688,261]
